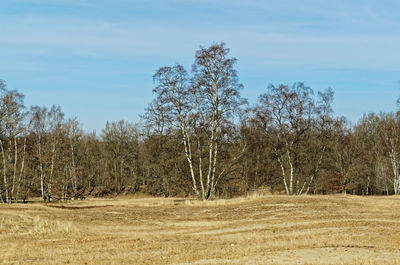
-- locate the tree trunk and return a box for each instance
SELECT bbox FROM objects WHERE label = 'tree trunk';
[287,150,294,195]
[197,138,205,199]
[1,140,9,203]
[210,140,218,199]
[16,138,26,202]
[48,140,56,202]
[179,114,199,197]
[70,137,78,197]
[390,149,399,194]
[36,133,46,201]
[10,136,18,201]
[278,156,289,195]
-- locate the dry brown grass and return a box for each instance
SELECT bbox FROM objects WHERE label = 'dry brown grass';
[2,195,400,264]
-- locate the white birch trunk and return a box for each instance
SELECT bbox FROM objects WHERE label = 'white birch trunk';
[38,133,46,201]
[210,140,218,198]
[0,140,8,202]
[11,136,18,200]
[206,128,215,198]
[197,138,205,199]
[389,146,399,194]
[287,150,294,195]
[278,156,289,195]
[179,117,199,197]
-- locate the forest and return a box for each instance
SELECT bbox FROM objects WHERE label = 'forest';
[1,43,399,202]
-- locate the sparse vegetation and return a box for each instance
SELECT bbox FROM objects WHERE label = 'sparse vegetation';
[2,195,400,264]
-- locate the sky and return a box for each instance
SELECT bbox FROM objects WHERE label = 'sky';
[1,0,399,132]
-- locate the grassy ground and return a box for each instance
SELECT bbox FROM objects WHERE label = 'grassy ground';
[2,195,400,264]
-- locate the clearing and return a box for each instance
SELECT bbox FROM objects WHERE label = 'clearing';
[1,195,400,264]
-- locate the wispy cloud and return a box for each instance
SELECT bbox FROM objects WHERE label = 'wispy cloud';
[1,13,400,71]
[1,0,399,130]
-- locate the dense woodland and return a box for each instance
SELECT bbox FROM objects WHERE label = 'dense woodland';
[1,43,400,202]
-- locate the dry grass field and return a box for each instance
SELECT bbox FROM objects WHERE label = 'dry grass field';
[2,195,400,264]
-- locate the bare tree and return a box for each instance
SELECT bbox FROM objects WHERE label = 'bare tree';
[65,118,82,198]
[353,114,381,195]
[29,106,47,201]
[258,83,317,195]
[191,43,246,199]
[379,113,400,194]
[332,118,355,194]
[46,105,64,201]
[151,43,245,199]
[303,88,335,194]
[141,99,173,137]
[102,120,140,193]
[152,64,200,197]
[0,88,26,202]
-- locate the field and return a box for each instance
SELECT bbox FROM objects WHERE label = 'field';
[2,195,400,264]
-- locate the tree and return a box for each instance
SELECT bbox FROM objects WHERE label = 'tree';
[191,43,246,199]
[102,120,140,193]
[331,117,355,194]
[151,43,246,199]
[379,113,400,194]
[353,114,381,195]
[29,106,48,200]
[65,118,83,198]
[0,84,26,202]
[303,88,335,194]
[46,105,65,201]
[142,100,183,197]
[257,83,334,195]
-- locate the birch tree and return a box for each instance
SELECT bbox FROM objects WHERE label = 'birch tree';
[0,87,26,202]
[380,113,400,194]
[191,43,246,199]
[152,64,200,197]
[258,83,316,195]
[151,43,245,199]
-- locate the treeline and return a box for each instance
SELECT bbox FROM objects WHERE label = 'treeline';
[1,43,399,202]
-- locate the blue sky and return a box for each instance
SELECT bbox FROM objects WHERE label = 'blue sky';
[1,0,399,132]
